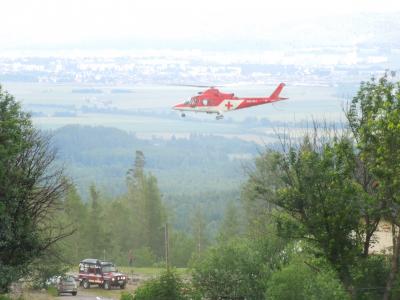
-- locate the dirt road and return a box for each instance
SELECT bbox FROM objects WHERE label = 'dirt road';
[60,295,114,300]
[56,284,137,300]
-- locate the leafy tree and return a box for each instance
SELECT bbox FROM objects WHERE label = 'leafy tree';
[0,85,70,292]
[347,72,400,299]
[245,132,377,294]
[350,255,390,300]
[241,150,283,237]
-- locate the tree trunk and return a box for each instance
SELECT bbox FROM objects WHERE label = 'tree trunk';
[383,224,400,300]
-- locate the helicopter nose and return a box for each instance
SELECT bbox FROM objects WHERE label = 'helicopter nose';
[172,103,185,110]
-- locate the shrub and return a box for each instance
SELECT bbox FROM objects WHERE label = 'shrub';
[351,255,390,300]
[134,269,186,300]
[192,238,267,300]
[266,260,349,300]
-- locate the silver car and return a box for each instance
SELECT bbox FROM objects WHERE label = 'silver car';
[50,275,78,296]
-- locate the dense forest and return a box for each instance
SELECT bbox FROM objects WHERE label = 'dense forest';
[51,125,258,231]
[2,73,400,299]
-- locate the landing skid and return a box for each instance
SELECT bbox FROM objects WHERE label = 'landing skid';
[216,114,224,120]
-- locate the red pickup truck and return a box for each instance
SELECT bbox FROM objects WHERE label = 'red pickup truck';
[78,258,127,289]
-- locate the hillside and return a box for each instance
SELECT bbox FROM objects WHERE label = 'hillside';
[51,125,259,230]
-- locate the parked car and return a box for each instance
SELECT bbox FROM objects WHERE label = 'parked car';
[47,275,78,296]
[78,258,127,289]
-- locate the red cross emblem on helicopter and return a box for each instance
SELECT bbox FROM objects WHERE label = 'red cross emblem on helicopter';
[225,101,233,110]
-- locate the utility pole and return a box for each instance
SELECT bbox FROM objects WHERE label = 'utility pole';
[198,226,201,254]
[164,223,169,269]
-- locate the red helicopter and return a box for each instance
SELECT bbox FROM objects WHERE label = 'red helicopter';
[172,83,287,120]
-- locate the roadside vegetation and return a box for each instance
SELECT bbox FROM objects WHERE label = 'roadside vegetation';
[2,72,400,299]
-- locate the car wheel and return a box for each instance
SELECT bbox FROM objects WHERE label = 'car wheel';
[72,291,77,296]
[83,279,90,289]
[120,283,126,289]
[103,280,111,290]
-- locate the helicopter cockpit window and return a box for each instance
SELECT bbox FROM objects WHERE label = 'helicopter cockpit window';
[189,97,198,106]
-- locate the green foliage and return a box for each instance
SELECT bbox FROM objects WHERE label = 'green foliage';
[121,292,135,300]
[347,72,400,297]
[0,85,68,292]
[59,182,89,262]
[266,260,349,300]
[29,249,69,289]
[51,125,255,229]
[56,152,170,268]
[192,238,269,300]
[86,184,109,258]
[125,152,166,258]
[169,231,195,268]
[350,255,390,299]
[133,269,187,300]
[190,207,209,257]
[217,200,244,242]
[347,73,400,216]
[245,135,369,288]
[133,247,157,267]
[262,241,349,299]
[241,150,283,238]
[47,286,58,297]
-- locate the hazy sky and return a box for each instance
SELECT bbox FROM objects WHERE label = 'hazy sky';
[1,0,400,49]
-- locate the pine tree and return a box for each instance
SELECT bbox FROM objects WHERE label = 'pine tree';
[218,201,243,242]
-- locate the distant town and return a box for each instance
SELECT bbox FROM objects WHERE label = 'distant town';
[1,45,398,86]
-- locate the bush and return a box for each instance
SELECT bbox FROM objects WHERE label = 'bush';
[134,269,187,300]
[351,255,390,300]
[266,260,349,300]
[192,238,267,300]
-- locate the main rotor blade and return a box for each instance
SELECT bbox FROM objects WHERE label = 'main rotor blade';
[168,83,222,88]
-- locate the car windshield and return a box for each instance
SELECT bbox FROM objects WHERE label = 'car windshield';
[62,276,75,283]
[102,265,116,272]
